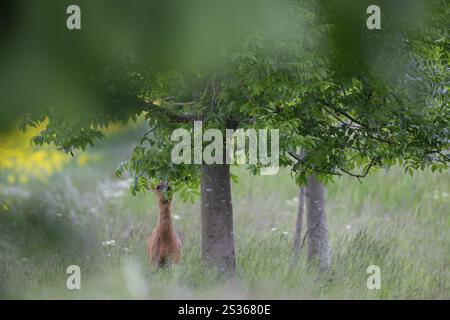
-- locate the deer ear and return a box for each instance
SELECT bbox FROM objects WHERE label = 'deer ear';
[158,181,169,191]
[155,181,168,192]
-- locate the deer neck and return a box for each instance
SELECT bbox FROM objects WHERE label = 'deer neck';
[157,199,173,237]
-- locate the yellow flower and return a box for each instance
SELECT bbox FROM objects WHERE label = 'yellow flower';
[0,120,70,184]
[77,154,89,166]
[7,175,16,184]
[19,174,29,185]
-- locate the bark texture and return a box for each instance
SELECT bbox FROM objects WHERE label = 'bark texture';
[292,186,305,262]
[201,164,236,274]
[306,175,330,272]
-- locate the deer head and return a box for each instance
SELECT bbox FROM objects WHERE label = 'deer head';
[154,181,172,202]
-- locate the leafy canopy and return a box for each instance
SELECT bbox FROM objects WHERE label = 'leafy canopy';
[6,0,448,199]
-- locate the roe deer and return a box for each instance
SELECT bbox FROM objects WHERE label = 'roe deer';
[147,182,181,267]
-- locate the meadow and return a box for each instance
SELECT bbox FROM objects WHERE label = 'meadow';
[0,128,448,299]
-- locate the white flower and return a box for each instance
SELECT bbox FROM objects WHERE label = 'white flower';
[271,227,278,231]
[115,178,133,190]
[99,178,133,200]
[285,197,299,206]
[346,224,352,230]
[173,214,181,220]
[102,239,117,247]
[103,190,125,199]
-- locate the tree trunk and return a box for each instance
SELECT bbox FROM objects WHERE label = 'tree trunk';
[201,164,236,274]
[292,186,305,263]
[306,175,330,272]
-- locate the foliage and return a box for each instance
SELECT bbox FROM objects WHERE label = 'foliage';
[8,0,449,199]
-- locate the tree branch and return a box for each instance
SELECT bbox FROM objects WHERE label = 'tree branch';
[289,151,378,182]
[143,102,200,123]
[337,158,377,183]
[162,97,196,106]
[288,151,343,177]
[321,101,392,144]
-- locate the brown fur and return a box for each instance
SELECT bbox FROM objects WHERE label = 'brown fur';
[147,185,181,267]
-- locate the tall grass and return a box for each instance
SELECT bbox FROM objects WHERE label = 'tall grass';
[0,134,448,299]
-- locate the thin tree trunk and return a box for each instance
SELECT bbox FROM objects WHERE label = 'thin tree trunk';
[292,186,305,263]
[201,164,236,274]
[306,175,330,272]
